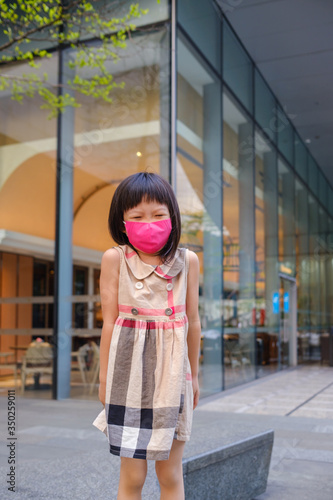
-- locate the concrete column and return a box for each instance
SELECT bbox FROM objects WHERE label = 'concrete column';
[53,48,75,400]
[282,170,295,272]
[309,199,320,328]
[202,81,223,377]
[238,122,255,302]
[238,122,255,372]
[159,29,171,181]
[296,186,309,329]
[203,81,222,300]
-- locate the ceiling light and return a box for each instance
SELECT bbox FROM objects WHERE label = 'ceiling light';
[136,151,142,157]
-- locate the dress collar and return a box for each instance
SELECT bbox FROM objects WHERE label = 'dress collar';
[119,244,186,280]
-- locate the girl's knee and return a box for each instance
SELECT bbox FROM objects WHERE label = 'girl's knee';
[155,461,183,488]
[120,458,147,490]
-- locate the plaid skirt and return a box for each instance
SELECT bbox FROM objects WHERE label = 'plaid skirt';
[99,314,193,461]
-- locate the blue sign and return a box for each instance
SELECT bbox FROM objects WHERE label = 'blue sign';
[272,292,279,314]
[283,292,290,313]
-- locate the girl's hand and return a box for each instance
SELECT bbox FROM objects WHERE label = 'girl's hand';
[192,375,200,410]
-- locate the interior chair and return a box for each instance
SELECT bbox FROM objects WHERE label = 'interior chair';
[71,343,91,388]
[89,341,100,394]
[21,342,53,394]
[0,352,19,387]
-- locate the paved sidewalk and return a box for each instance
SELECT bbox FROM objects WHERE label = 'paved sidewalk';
[0,365,332,499]
[198,365,333,500]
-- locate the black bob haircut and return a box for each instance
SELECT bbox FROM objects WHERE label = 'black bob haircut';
[108,172,181,263]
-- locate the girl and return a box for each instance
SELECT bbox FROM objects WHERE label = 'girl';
[93,171,201,500]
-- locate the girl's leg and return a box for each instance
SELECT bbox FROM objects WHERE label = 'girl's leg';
[155,439,186,500]
[117,456,148,500]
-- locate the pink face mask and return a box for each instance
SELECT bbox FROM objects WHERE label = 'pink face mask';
[123,218,172,254]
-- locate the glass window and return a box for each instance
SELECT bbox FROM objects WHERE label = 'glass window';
[295,180,309,337]
[308,156,319,197]
[278,158,296,368]
[319,170,328,208]
[131,0,169,26]
[277,106,293,165]
[327,218,333,329]
[309,195,320,331]
[223,89,256,389]
[73,266,88,329]
[223,22,253,113]
[177,35,223,396]
[0,58,57,391]
[329,186,333,217]
[318,208,328,329]
[278,158,296,275]
[255,129,279,375]
[178,0,221,73]
[98,0,169,27]
[255,69,276,143]
[295,133,307,182]
[33,260,54,329]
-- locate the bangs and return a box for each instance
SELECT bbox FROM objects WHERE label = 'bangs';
[121,174,171,213]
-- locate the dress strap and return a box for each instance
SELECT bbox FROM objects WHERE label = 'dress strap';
[110,245,123,272]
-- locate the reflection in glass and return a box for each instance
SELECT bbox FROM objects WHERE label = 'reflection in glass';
[177,35,223,396]
[308,156,319,198]
[33,260,54,330]
[295,133,307,182]
[255,130,279,376]
[0,58,57,389]
[329,187,333,218]
[223,90,256,389]
[277,106,293,165]
[278,158,296,275]
[295,180,309,339]
[255,69,276,142]
[73,266,87,329]
[223,22,253,113]
[178,0,221,72]
[278,158,296,367]
[309,196,320,331]
[327,218,333,330]
[319,171,328,207]
[318,207,328,329]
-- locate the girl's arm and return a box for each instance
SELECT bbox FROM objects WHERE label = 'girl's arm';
[98,248,120,407]
[186,250,201,409]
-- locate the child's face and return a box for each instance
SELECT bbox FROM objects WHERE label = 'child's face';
[123,199,170,224]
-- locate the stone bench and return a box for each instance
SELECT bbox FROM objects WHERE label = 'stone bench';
[182,415,274,500]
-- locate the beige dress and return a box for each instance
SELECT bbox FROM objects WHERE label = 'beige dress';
[92,244,193,460]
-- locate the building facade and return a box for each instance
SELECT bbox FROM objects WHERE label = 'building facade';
[1,0,332,399]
